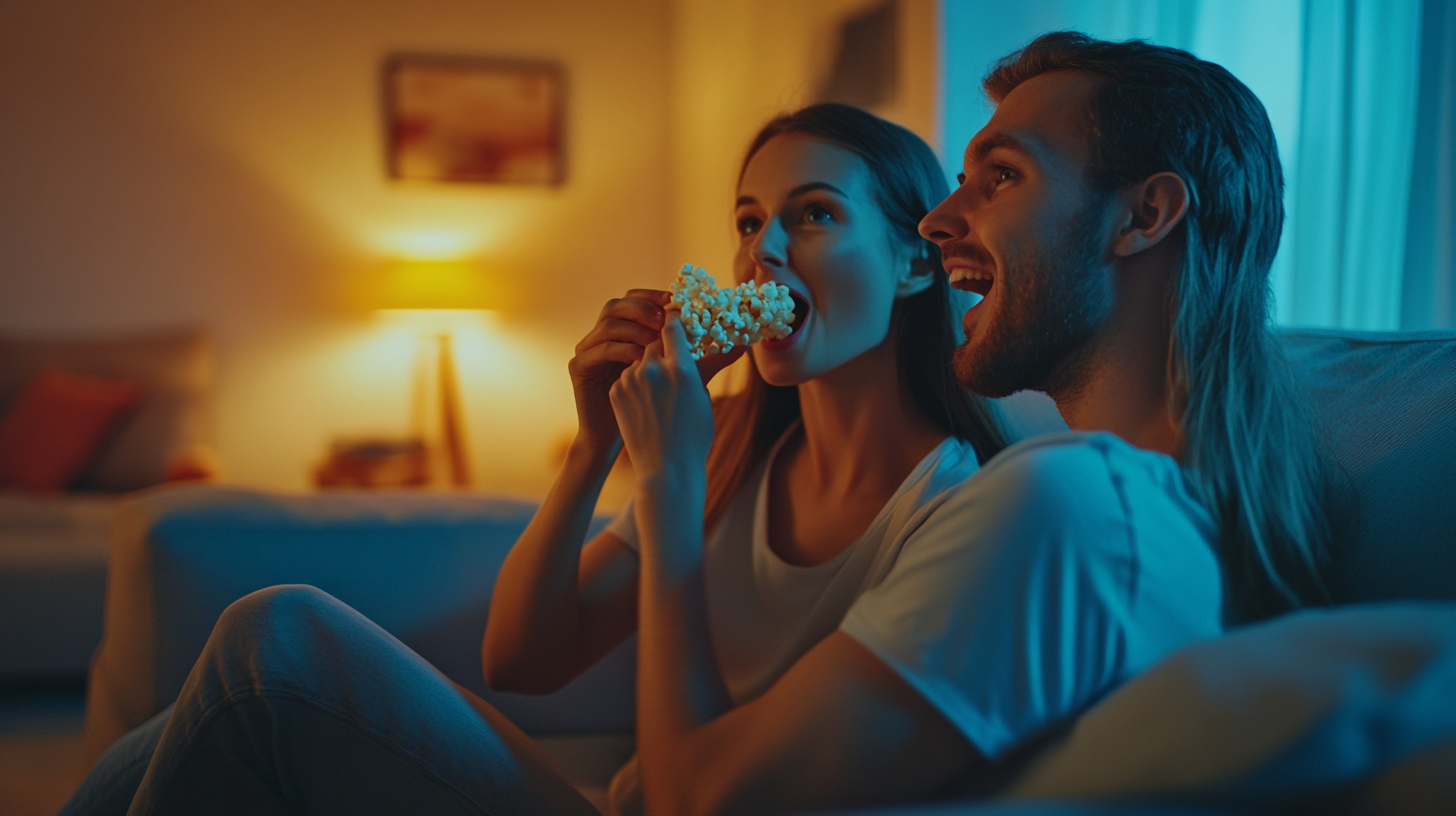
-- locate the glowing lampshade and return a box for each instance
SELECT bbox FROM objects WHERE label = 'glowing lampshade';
[376,259,496,311]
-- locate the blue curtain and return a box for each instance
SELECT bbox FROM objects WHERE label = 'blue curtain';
[940,0,1448,330]
[1285,0,1422,329]
[1403,0,1456,330]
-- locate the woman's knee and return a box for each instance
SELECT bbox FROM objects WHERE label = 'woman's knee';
[210,584,351,670]
[218,584,337,632]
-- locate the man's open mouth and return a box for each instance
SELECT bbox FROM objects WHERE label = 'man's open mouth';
[948,267,995,298]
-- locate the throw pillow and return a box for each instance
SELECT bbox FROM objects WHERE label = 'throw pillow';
[0,367,143,492]
[0,328,213,491]
[1002,603,1456,814]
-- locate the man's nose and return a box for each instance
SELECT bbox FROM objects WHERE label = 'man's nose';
[919,189,969,243]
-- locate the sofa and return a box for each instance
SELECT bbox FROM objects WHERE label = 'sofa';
[81,328,1456,813]
[0,328,214,680]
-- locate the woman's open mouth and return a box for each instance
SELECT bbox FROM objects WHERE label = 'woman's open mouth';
[787,291,809,333]
[761,289,809,349]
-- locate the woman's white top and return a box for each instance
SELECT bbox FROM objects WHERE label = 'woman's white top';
[604,419,985,704]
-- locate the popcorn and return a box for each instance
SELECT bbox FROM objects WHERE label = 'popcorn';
[670,264,798,360]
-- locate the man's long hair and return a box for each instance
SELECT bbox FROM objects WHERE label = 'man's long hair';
[984,32,1335,622]
[703,104,1007,532]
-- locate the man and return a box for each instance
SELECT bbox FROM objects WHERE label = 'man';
[918,31,1332,623]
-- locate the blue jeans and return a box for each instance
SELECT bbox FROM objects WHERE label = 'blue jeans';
[61,585,600,816]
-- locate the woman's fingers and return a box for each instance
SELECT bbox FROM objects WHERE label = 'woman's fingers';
[659,311,693,369]
[622,288,673,306]
[641,337,665,364]
[608,362,639,408]
[695,345,747,384]
[610,310,716,479]
[575,317,661,354]
[572,289,671,451]
[572,342,646,373]
[581,290,674,355]
[598,291,671,328]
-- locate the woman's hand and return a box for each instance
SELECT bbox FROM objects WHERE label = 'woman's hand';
[693,345,748,386]
[569,289,671,454]
[609,311,717,482]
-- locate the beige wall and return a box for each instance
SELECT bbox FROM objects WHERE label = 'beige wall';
[669,0,941,278]
[0,0,937,497]
[0,0,672,495]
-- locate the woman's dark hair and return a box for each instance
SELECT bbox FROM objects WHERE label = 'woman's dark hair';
[984,32,1336,621]
[704,103,1008,531]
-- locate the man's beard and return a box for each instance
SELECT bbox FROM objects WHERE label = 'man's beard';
[951,206,1113,399]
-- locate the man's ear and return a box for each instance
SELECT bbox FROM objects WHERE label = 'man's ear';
[1112,172,1189,258]
[895,253,939,298]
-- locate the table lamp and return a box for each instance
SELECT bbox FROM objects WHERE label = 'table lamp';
[375,258,494,488]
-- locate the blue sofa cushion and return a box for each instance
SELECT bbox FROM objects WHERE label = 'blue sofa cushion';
[1280,329,1456,603]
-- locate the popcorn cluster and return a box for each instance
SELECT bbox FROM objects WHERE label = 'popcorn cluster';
[670,264,797,360]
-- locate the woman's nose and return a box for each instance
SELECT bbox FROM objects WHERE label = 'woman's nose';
[751,217,789,272]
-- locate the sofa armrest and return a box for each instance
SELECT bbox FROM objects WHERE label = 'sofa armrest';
[83,484,632,765]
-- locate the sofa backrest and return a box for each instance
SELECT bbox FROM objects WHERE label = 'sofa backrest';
[993,328,1456,606]
[0,328,213,491]
[85,485,635,755]
[1281,329,1456,604]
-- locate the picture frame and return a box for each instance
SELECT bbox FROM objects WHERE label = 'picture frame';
[383,55,566,185]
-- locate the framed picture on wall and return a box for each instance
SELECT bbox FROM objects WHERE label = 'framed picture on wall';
[384,55,566,185]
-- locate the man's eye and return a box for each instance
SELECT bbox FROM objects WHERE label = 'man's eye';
[737,216,762,236]
[995,167,1016,184]
[956,173,967,186]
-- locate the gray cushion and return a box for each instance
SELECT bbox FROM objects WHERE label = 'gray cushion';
[1280,329,1456,603]
[0,328,213,491]
[1001,603,1456,813]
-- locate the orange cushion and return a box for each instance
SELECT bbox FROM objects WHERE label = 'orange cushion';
[0,367,142,492]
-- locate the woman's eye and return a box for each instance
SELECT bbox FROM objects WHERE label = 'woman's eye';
[803,204,834,224]
[737,216,762,236]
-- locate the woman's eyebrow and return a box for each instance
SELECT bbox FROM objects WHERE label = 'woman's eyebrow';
[736,181,846,209]
[787,181,847,199]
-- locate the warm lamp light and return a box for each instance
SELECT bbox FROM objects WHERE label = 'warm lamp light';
[378,259,498,311]
[373,258,498,488]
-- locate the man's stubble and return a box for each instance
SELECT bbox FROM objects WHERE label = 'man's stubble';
[951,204,1113,400]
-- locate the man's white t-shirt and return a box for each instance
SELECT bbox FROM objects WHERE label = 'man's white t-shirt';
[841,430,1224,758]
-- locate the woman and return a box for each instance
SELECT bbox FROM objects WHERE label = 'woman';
[61,104,1006,816]
[483,103,1006,813]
